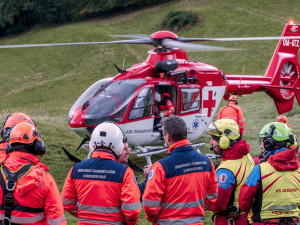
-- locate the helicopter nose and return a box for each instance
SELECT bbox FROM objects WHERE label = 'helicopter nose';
[69,106,86,128]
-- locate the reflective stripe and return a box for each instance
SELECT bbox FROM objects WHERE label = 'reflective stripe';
[47,215,66,225]
[0,212,45,224]
[223,116,238,120]
[70,208,78,215]
[161,198,205,209]
[79,217,124,224]
[156,216,205,225]
[268,204,298,211]
[61,197,77,205]
[238,120,245,122]
[121,201,141,210]
[142,198,161,207]
[206,192,218,199]
[239,125,245,128]
[79,203,120,213]
[124,215,139,222]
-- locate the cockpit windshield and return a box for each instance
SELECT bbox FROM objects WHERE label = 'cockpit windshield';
[84,79,146,125]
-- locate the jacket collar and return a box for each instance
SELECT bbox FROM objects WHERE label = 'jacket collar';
[221,140,250,160]
[92,149,117,161]
[167,139,191,155]
[267,148,299,171]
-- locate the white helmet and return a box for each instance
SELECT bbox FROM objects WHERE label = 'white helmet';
[155,92,161,102]
[89,122,127,156]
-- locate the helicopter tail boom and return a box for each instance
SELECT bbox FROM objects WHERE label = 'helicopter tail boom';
[263,23,300,114]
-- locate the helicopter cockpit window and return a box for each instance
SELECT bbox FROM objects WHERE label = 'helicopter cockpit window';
[68,77,113,121]
[128,87,153,120]
[84,79,146,125]
[181,88,200,113]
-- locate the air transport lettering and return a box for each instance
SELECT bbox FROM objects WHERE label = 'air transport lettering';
[283,39,299,47]
[125,129,153,134]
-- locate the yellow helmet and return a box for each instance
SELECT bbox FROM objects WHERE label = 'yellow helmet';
[207,119,240,149]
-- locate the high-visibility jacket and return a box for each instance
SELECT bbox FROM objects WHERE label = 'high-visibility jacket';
[61,149,141,225]
[158,96,174,117]
[0,151,66,225]
[210,140,254,225]
[239,148,300,223]
[218,101,245,136]
[0,141,6,162]
[142,139,218,225]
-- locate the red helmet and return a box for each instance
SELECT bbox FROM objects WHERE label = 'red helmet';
[161,93,171,98]
[229,95,238,104]
[277,115,288,124]
[7,122,46,155]
[1,113,35,141]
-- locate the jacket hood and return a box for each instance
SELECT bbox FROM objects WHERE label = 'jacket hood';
[222,140,250,160]
[3,151,48,196]
[267,148,299,171]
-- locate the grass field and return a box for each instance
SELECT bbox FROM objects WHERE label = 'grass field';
[0,0,300,224]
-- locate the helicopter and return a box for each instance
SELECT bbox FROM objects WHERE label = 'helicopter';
[2,22,300,165]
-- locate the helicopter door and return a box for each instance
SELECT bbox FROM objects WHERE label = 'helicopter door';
[122,86,158,146]
[178,85,203,141]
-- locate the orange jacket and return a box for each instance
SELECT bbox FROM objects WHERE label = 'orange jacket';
[61,150,141,225]
[218,101,245,136]
[142,140,218,224]
[158,97,175,117]
[0,151,66,225]
[0,141,6,162]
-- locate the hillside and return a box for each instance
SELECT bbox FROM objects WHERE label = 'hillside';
[0,0,300,224]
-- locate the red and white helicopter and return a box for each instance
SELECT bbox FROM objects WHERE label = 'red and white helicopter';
[2,22,300,164]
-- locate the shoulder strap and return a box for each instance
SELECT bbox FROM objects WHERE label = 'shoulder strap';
[0,164,34,225]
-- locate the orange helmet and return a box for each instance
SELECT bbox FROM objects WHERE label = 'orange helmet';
[1,113,35,141]
[229,95,238,104]
[277,115,288,124]
[7,122,45,155]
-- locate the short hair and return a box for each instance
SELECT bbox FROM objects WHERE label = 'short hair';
[162,115,187,142]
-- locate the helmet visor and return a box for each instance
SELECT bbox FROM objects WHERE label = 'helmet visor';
[207,122,221,136]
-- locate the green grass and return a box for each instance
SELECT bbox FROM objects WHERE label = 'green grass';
[1,0,300,224]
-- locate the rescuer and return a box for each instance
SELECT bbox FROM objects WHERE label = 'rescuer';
[143,115,218,224]
[239,122,300,225]
[277,115,299,151]
[207,118,254,225]
[61,122,141,224]
[218,95,245,136]
[154,92,175,139]
[0,122,66,225]
[0,113,35,162]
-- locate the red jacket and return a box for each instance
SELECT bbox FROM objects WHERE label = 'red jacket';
[0,141,6,162]
[218,101,245,136]
[143,139,218,224]
[61,150,141,225]
[0,151,66,225]
[158,97,174,117]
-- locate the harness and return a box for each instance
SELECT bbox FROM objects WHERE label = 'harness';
[259,217,299,225]
[0,164,44,225]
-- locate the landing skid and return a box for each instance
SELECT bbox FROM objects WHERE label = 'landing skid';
[133,142,219,165]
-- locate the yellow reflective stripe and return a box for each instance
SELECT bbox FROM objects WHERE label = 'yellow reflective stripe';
[0,212,45,224]
[78,203,120,213]
[61,197,77,205]
[161,198,205,209]
[47,215,66,225]
[142,198,161,207]
[268,204,298,211]
[121,201,141,210]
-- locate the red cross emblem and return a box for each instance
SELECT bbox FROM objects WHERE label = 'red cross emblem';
[203,90,216,117]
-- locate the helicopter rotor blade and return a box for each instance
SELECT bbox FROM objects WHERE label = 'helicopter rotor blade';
[177,36,300,42]
[162,38,239,51]
[0,38,156,49]
[109,34,150,39]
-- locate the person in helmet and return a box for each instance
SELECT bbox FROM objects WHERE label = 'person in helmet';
[276,115,299,152]
[143,115,218,224]
[154,92,175,138]
[218,95,245,136]
[207,119,254,225]
[0,122,66,225]
[61,122,141,224]
[0,113,35,161]
[239,122,300,225]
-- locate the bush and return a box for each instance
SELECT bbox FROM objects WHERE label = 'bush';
[161,11,201,31]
